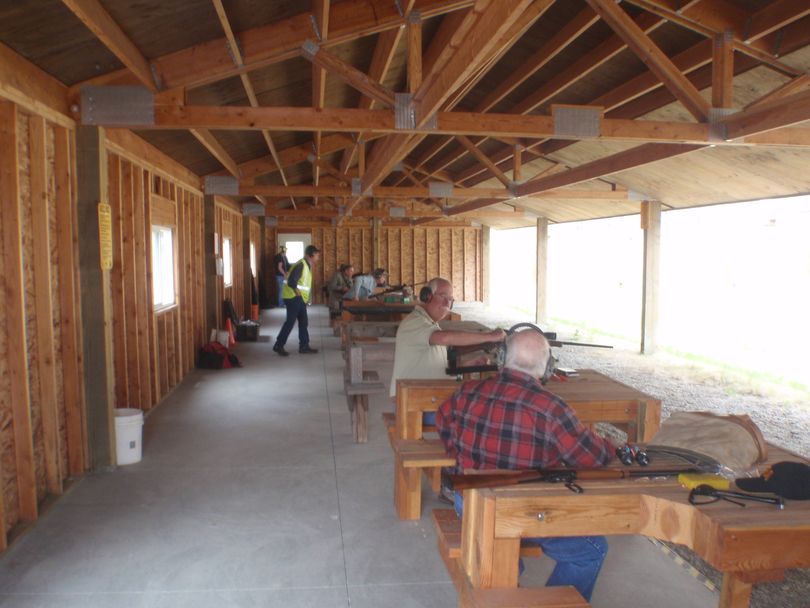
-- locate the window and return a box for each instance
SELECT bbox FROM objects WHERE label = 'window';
[223,237,233,286]
[250,242,257,279]
[151,225,176,308]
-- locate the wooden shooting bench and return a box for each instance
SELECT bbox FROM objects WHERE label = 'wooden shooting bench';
[343,319,489,443]
[454,444,810,608]
[432,510,588,608]
[390,371,662,520]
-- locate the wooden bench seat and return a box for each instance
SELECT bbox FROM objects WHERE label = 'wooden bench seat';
[343,370,386,443]
[431,510,589,608]
[394,438,454,519]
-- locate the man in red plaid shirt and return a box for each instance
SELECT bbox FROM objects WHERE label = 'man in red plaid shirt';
[436,328,614,601]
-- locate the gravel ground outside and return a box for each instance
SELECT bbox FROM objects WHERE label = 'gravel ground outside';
[453,302,810,607]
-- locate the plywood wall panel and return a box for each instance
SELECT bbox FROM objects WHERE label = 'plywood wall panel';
[263,225,482,305]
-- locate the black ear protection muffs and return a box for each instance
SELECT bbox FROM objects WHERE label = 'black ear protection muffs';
[495,322,557,384]
[419,285,433,303]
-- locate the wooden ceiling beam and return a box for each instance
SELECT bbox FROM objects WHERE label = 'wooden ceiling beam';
[421,10,666,184]
[150,104,810,147]
[712,31,734,109]
[622,0,801,75]
[355,0,543,211]
[723,87,810,140]
[302,42,396,107]
[449,5,810,189]
[457,136,512,187]
[447,143,703,216]
[746,0,810,41]
[61,0,158,91]
[586,0,710,122]
[70,0,476,94]
[211,0,292,206]
[339,27,404,175]
[241,183,639,201]
[475,3,591,114]
[311,0,330,200]
[189,128,240,177]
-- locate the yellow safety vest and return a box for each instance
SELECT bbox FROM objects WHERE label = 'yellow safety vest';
[281,259,312,303]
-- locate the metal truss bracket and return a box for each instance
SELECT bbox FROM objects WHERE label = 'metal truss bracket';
[309,15,322,41]
[301,39,320,58]
[395,93,415,130]
[553,105,601,139]
[242,203,265,216]
[709,107,735,142]
[428,181,454,198]
[204,175,239,196]
[80,85,154,126]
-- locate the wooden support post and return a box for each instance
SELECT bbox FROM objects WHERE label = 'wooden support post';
[29,115,63,495]
[372,199,381,269]
[712,30,735,109]
[204,194,218,335]
[243,215,252,314]
[75,126,116,469]
[513,143,522,182]
[481,225,490,305]
[640,201,661,354]
[535,216,548,326]
[259,220,268,308]
[407,11,422,94]
[0,101,38,528]
[54,125,86,476]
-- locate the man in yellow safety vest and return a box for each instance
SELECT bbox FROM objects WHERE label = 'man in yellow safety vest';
[274,245,320,356]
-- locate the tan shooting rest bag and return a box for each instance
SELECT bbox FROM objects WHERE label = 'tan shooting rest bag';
[647,411,768,478]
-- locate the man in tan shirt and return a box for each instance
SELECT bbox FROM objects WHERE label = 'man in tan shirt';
[389,277,505,399]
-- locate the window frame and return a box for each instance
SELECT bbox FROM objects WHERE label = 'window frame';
[151,223,177,311]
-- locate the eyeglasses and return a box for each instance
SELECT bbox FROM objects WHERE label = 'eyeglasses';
[687,484,784,509]
[433,292,455,309]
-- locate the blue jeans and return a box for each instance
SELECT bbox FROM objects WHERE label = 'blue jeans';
[275,296,309,350]
[275,276,285,307]
[453,492,606,601]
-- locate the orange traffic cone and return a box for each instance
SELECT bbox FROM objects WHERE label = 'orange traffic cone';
[225,318,236,347]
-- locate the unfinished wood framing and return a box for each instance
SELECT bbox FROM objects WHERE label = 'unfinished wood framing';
[266,225,483,306]
[535,217,549,327]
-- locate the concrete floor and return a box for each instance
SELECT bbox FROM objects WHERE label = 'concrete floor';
[0,306,720,607]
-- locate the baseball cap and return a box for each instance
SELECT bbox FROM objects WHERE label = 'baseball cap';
[735,461,810,500]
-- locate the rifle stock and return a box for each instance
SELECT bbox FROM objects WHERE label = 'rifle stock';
[448,467,698,491]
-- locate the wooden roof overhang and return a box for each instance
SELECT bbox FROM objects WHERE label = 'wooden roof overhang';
[2,0,810,230]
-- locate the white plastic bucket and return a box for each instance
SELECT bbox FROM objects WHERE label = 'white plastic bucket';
[114,408,144,465]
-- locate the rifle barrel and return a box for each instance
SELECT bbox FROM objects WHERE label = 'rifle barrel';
[448,467,697,491]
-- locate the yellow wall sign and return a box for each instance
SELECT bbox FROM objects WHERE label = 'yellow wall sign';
[97,202,113,270]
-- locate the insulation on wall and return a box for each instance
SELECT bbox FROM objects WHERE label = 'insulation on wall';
[0,101,85,545]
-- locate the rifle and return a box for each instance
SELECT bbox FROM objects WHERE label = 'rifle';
[445,324,612,377]
[448,466,699,493]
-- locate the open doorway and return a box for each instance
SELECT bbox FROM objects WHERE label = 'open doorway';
[278,232,311,264]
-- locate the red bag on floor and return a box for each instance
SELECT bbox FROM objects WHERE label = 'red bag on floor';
[197,342,241,369]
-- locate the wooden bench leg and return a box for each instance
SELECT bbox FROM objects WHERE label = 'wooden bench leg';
[395,456,422,520]
[354,395,368,443]
[427,466,442,493]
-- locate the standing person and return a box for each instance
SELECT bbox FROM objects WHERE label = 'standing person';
[389,277,505,400]
[273,245,320,356]
[273,246,290,308]
[327,263,354,317]
[344,268,388,300]
[435,329,614,601]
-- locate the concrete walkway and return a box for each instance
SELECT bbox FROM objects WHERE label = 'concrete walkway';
[0,306,719,607]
